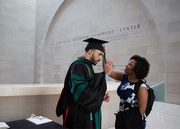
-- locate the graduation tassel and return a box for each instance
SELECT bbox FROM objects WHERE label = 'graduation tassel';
[104,52,107,64]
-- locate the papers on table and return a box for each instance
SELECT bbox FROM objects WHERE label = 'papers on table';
[26,118,52,125]
[0,122,10,129]
[26,114,52,125]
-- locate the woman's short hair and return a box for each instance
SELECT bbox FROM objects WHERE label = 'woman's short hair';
[130,55,150,79]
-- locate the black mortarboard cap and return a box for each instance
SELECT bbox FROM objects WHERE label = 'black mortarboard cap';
[83,38,109,52]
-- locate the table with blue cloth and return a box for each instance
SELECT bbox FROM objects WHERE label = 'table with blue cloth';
[6,119,67,129]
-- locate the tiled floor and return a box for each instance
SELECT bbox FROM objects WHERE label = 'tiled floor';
[108,101,180,129]
[146,101,180,129]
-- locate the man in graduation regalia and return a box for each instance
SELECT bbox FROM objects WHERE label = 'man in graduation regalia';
[56,38,110,129]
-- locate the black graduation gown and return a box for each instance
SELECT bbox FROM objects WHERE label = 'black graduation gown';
[56,58,107,129]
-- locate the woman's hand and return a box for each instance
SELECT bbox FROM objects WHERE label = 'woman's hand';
[104,61,114,76]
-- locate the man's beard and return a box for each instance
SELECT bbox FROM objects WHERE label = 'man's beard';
[90,54,100,65]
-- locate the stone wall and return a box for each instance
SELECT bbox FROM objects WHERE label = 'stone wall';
[34,0,64,83]
[34,0,180,104]
[0,0,180,104]
[0,82,119,129]
[0,0,36,83]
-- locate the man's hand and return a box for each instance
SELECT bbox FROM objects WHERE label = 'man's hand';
[104,93,110,102]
